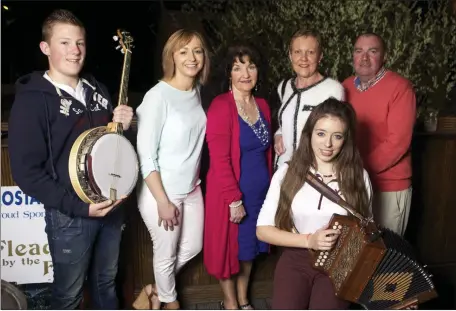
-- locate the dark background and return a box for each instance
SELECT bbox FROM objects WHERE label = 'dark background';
[1,1,191,95]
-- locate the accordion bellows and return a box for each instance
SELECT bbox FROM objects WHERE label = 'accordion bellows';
[312,214,437,310]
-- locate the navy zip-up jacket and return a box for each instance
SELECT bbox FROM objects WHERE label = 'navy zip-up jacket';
[8,71,114,217]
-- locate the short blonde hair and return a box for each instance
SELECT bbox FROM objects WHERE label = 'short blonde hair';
[42,9,85,43]
[162,29,211,85]
[289,28,323,55]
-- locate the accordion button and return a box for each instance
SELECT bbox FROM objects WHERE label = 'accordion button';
[317,259,320,263]
[333,226,337,229]
[320,263,324,266]
[335,222,339,225]
[338,225,342,229]
[324,255,327,258]
[315,263,319,266]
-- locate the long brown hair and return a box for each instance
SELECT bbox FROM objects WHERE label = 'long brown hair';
[274,97,370,231]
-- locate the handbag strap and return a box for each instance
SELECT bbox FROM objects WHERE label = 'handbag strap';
[305,171,367,224]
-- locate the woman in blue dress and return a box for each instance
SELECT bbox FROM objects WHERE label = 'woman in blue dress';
[204,44,273,310]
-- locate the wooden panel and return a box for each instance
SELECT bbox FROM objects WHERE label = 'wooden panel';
[178,281,273,306]
[408,133,456,264]
[1,140,16,187]
[407,133,456,309]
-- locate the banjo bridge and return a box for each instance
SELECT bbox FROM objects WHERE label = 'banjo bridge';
[110,188,117,201]
[109,173,121,200]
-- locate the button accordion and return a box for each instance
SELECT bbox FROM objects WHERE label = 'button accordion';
[305,172,437,309]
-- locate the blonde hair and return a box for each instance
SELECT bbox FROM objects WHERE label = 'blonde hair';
[162,29,210,85]
[289,28,322,54]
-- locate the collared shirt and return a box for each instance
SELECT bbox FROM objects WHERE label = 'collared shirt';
[43,72,87,106]
[354,67,387,92]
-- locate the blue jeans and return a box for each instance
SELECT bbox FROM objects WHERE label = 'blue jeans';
[44,208,124,310]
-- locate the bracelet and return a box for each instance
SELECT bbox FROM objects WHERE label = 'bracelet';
[229,200,243,208]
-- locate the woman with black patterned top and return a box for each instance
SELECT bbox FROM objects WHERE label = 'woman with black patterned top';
[274,29,345,168]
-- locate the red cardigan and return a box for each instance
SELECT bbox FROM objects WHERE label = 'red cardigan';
[203,91,272,280]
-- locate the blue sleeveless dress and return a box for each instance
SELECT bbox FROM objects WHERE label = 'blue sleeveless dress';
[238,111,270,261]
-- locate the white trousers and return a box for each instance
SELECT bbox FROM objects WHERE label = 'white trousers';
[137,185,204,302]
[373,187,412,237]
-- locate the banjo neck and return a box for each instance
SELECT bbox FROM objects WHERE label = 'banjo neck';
[107,29,134,134]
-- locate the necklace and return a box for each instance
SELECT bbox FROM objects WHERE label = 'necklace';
[313,167,336,179]
[235,98,270,146]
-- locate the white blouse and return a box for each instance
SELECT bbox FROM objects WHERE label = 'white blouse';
[257,164,373,234]
[136,81,207,195]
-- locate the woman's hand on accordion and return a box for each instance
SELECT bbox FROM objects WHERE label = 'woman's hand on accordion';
[307,225,341,251]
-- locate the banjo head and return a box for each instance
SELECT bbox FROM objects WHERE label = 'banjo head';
[88,133,138,201]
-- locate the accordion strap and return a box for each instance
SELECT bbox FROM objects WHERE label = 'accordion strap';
[305,171,368,225]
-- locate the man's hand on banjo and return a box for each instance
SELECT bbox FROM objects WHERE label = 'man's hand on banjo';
[89,198,125,217]
[113,105,134,130]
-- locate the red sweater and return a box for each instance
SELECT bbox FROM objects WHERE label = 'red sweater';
[203,92,272,279]
[343,71,416,192]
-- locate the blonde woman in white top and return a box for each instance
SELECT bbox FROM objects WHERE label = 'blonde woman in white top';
[133,29,210,310]
[274,29,345,168]
[257,98,372,310]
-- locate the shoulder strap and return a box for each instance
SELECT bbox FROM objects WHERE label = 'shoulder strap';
[305,171,366,223]
[280,79,288,102]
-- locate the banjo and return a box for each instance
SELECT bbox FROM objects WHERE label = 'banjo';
[69,29,139,204]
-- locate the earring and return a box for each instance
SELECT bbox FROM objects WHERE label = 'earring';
[229,78,232,91]
[254,84,258,92]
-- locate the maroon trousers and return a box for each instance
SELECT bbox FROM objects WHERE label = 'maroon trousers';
[272,247,350,310]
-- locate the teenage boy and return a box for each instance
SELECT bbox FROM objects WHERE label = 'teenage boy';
[8,9,134,309]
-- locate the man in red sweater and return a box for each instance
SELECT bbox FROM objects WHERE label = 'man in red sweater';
[343,33,416,236]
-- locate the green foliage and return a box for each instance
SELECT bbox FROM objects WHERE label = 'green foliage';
[183,0,456,109]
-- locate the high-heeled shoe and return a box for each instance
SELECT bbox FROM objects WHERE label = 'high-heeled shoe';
[132,284,161,310]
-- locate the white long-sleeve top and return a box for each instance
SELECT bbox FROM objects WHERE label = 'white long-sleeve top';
[257,164,373,234]
[275,77,345,168]
[136,81,207,195]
